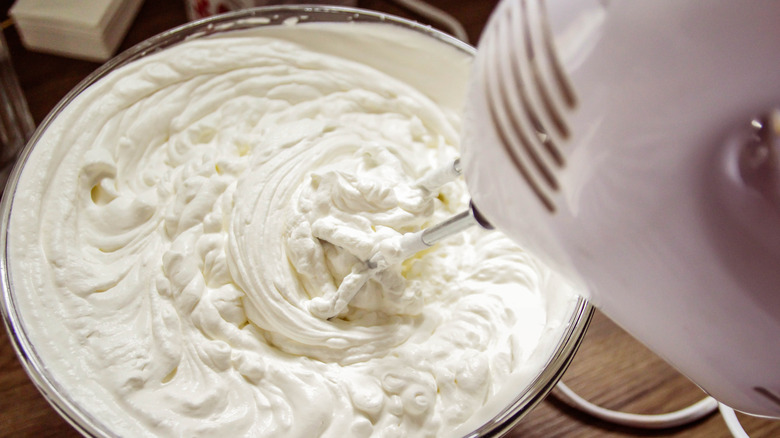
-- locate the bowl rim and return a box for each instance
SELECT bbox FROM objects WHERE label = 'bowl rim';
[0,5,593,437]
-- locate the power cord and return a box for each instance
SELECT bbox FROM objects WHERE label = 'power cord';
[553,381,757,437]
[553,381,718,429]
[720,403,750,438]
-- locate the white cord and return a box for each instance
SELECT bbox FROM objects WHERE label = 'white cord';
[719,403,751,438]
[553,381,719,429]
[384,0,470,42]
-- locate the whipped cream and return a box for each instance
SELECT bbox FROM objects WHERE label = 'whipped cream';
[7,21,578,437]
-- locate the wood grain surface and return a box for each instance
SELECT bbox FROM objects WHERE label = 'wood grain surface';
[1,1,778,437]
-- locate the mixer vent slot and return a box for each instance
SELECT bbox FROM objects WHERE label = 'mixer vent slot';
[755,387,780,409]
[482,0,576,213]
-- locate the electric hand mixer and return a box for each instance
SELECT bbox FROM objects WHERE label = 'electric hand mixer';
[315,0,780,419]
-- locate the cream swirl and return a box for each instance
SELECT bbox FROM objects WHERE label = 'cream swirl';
[8,23,576,438]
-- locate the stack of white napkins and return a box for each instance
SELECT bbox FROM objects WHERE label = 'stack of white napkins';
[10,0,144,62]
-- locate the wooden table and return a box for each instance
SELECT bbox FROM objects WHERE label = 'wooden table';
[1,1,777,437]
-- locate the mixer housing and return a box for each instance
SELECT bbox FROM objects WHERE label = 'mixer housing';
[462,0,780,417]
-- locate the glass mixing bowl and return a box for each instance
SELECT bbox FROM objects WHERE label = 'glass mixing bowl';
[0,6,592,437]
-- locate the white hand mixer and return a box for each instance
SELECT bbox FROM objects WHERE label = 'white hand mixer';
[318,0,780,419]
[462,0,780,420]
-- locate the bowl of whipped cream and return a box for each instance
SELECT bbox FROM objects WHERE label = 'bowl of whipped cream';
[0,6,592,437]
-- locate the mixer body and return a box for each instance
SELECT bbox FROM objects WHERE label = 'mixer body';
[462,0,780,417]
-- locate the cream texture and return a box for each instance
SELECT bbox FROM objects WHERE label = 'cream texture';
[7,22,577,437]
